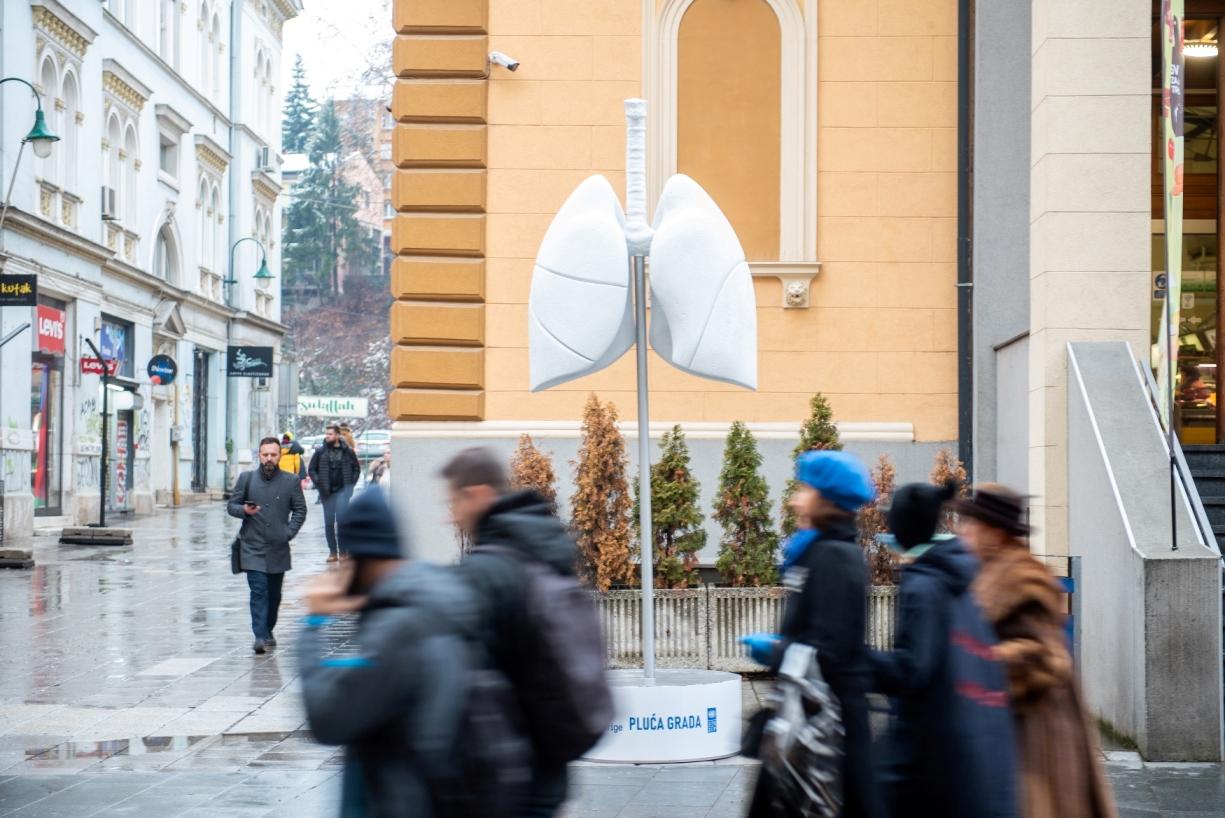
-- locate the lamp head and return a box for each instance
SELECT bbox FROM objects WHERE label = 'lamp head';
[254,257,273,280]
[25,108,59,159]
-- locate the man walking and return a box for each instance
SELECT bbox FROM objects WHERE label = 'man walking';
[278,432,306,481]
[308,423,360,562]
[228,436,307,654]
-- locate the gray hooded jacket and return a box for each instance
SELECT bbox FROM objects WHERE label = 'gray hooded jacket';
[299,561,480,818]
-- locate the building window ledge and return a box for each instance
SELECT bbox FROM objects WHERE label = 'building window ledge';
[749,261,821,309]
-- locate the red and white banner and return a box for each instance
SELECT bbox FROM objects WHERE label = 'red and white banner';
[35,306,65,355]
[80,357,119,376]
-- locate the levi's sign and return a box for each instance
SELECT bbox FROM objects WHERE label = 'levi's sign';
[36,306,65,355]
[297,396,369,419]
[81,357,119,376]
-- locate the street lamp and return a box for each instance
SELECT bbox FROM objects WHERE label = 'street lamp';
[222,236,273,494]
[0,77,61,246]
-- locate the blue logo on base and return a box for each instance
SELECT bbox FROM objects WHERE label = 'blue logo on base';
[706,707,717,733]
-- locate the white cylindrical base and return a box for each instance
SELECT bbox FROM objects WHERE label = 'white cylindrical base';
[584,669,742,763]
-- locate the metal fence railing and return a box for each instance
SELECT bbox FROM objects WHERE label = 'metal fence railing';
[594,585,899,671]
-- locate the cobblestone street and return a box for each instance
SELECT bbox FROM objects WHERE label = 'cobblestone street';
[0,501,1219,817]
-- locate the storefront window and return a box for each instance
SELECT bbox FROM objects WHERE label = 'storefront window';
[31,298,66,515]
[100,316,134,378]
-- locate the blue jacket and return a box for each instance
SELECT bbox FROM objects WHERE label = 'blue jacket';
[868,537,1019,818]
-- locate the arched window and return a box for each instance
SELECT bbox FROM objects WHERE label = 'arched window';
[199,2,211,91]
[154,225,179,283]
[198,177,211,271]
[125,0,140,31]
[61,71,79,194]
[37,56,58,187]
[210,184,222,275]
[123,123,139,226]
[158,0,177,63]
[106,114,123,220]
[677,0,780,261]
[211,14,222,98]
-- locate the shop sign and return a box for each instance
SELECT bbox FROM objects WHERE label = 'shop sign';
[226,345,273,378]
[35,306,65,355]
[0,274,36,306]
[80,357,119,376]
[114,416,129,510]
[147,354,178,386]
[297,395,369,418]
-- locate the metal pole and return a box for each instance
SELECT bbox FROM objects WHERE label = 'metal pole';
[632,253,655,681]
[84,338,109,528]
[1166,258,1178,552]
[0,139,28,252]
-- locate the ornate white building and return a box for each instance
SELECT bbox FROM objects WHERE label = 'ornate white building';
[0,0,300,535]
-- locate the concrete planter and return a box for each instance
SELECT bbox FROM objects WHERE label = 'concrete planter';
[595,585,899,672]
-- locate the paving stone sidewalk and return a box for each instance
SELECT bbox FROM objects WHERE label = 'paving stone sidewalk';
[0,502,1219,816]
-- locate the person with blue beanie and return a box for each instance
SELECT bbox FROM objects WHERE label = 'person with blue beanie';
[745,450,883,818]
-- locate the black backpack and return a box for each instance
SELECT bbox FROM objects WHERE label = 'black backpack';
[471,545,614,766]
[412,611,533,818]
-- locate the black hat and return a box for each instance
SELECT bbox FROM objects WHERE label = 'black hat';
[888,481,958,549]
[338,489,402,559]
[953,483,1031,536]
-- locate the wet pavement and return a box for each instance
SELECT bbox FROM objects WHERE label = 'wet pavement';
[0,499,1220,816]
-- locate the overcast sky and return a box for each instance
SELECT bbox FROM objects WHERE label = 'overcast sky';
[281,0,392,103]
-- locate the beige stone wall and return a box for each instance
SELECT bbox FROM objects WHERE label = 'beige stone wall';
[394,0,959,441]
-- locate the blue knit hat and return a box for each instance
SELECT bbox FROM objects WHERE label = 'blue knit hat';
[339,489,403,559]
[795,450,875,512]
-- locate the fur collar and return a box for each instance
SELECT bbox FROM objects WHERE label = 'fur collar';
[973,547,1064,625]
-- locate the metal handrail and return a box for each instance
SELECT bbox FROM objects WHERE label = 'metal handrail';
[1140,363,1221,558]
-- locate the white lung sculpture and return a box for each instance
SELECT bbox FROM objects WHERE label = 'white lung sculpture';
[649,175,757,389]
[528,101,757,392]
[528,176,635,392]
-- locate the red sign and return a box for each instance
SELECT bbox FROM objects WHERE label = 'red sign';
[80,357,119,376]
[35,306,65,355]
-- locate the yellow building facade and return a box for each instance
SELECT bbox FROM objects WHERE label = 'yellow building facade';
[389,0,958,441]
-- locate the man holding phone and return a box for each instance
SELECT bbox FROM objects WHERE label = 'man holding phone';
[228,436,308,654]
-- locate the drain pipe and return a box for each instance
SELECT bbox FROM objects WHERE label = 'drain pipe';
[956,0,975,482]
[223,0,243,495]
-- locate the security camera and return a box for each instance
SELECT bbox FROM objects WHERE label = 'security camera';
[488,51,521,72]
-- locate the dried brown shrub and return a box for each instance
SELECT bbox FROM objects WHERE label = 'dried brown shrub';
[930,448,969,532]
[509,434,558,514]
[858,455,900,586]
[570,395,634,591]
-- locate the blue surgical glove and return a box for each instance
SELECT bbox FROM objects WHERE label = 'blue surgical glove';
[740,632,781,666]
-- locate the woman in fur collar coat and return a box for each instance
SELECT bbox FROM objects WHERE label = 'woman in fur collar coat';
[956,485,1116,818]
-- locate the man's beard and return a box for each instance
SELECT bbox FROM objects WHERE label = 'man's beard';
[261,462,277,478]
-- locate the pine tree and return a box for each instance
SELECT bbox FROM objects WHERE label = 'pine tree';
[781,393,843,536]
[570,395,634,591]
[929,449,969,533]
[859,454,900,586]
[283,99,378,298]
[634,425,705,589]
[510,433,559,515]
[714,422,779,587]
[281,55,316,153]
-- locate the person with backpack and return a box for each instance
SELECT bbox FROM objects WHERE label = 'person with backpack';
[866,481,1018,818]
[309,424,361,563]
[299,487,531,818]
[443,447,612,818]
[744,450,884,818]
[279,432,306,481]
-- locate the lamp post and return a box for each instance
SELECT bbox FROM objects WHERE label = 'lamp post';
[0,77,58,549]
[221,237,273,493]
[0,77,61,250]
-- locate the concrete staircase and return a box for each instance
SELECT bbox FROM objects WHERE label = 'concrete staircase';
[1180,444,1225,706]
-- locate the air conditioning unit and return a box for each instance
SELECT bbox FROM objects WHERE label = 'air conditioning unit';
[256,146,272,170]
[100,186,118,221]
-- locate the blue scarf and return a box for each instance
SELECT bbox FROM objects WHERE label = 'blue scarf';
[782,528,819,570]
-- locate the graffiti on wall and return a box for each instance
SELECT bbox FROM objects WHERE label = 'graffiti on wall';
[75,457,99,490]
[77,398,101,455]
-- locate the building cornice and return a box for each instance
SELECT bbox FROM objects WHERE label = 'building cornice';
[102,9,231,124]
[103,58,152,112]
[3,207,113,266]
[31,0,97,58]
[155,103,193,136]
[232,310,289,337]
[195,134,232,175]
[251,172,281,204]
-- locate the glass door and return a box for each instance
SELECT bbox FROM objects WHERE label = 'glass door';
[30,359,63,514]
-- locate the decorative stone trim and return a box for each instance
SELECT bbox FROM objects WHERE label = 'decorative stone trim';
[117,149,128,161]
[39,186,55,219]
[76,111,85,125]
[749,261,821,309]
[251,174,280,204]
[31,2,97,59]
[101,138,110,151]
[194,135,231,175]
[60,193,79,229]
[133,159,143,172]
[102,60,151,112]
[54,98,65,112]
